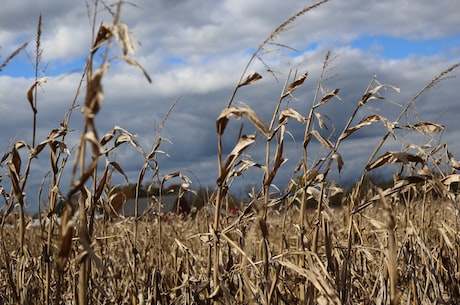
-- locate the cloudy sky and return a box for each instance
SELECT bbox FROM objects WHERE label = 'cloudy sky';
[1,0,460,212]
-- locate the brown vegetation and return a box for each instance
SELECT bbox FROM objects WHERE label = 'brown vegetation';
[1,1,460,304]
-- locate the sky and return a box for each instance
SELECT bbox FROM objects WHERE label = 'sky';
[1,0,460,213]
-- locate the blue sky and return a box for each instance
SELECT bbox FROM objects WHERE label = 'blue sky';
[351,34,460,59]
[4,33,459,77]
[1,0,460,213]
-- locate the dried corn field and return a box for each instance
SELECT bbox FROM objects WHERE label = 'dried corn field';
[1,1,460,304]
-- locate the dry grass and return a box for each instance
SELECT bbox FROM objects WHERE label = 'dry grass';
[2,1,460,304]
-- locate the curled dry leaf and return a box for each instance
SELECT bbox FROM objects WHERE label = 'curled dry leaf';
[314,112,329,130]
[265,125,286,186]
[121,55,152,83]
[310,129,333,149]
[273,108,307,135]
[162,171,192,185]
[10,141,28,174]
[107,22,135,55]
[91,24,112,53]
[33,127,69,157]
[84,63,109,118]
[228,159,264,180]
[339,114,397,141]
[396,121,444,133]
[359,84,400,106]
[7,160,21,200]
[352,176,428,213]
[238,72,262,88]
[26,77,47,113]
[448,150,460,169]
[216,107,269,137]
[315,88,340,108]
[100,129,116,146]
[442,174,460,187]
[332,152,343,173]
[366,151,425,171]
[110,161,129,182]
[217,134,256,185]
[281,72,308,98]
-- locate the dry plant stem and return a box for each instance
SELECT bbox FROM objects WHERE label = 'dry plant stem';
[32,14,42,148]
[0,41,28,73]
[225,0,328,108]
[1,239,19,304]
[378,188,400,305]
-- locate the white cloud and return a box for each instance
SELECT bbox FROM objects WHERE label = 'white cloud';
[41,26,90,62]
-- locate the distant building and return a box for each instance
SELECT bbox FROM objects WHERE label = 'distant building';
[120,195,190,217]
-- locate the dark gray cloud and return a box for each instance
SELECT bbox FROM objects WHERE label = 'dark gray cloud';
[1,1,460,213]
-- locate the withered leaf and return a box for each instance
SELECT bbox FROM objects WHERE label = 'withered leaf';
[397,122,444,133]
[310,129,333,150]
[339,114,396,141]
[332,152,343,173]
[216,107,269,137]
[317,88,340,107]
[282,72,308,98]
[218,134,256,185]
[366,151,425,171]
[238,72,262,88]
[122,55,152,83]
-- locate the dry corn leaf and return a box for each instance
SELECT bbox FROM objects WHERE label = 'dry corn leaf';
[121,55,152,83]
[26,77,47,114]
[332,152,343,173]
[396,121,444,133]
[442,174,460,186]
[109,161,129,182]
[315,88,340,108]
[10,141,27,174]
[238,72,262,88]
[340,114,396,141]
[359,84,400,106]
[84,63,109,118]
[273,108,307,136]
[216,107,269,137]
[107,22,135,55]
[277,108,307,128]
[265,125,285,186]
[85,131,103,156]
[7,160,21,199]
[100,129,116,146]
[33,128,69,157]
[310,129,333,149]
[91,24,112,53]
[352,176,426,213]
[228,159,264,180]
[278,259,341,305]
[218,134,256,185]
[366,151,425,170]
[447,151,460,169]
[314,112,329,130]
[282,72,308,98]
